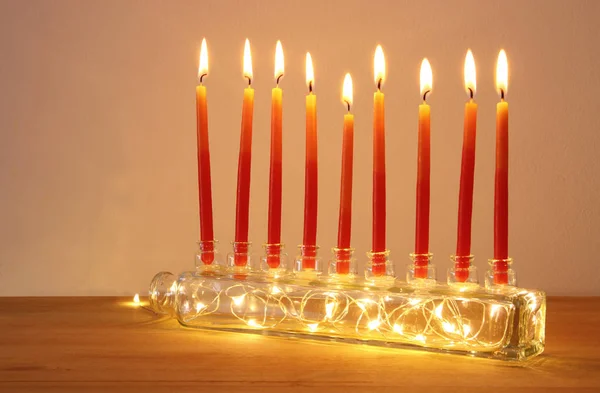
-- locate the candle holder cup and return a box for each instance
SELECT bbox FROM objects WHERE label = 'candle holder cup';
[447,255,479,291]
[195,240,224,274]
[406,253,436,286]
[365,249,395,284]
[485,257,516,289]
[226,241,255,279]
[328,247,358,281]
[261,243,290,279]
[294,245,324,281]
[148,271,177,315]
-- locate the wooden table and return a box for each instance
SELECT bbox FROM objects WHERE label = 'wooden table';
[0,297,598,392]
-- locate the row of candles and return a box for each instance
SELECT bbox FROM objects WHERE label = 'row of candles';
[195,39,511,285]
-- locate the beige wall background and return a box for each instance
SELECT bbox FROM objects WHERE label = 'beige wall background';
[1,0,599,296]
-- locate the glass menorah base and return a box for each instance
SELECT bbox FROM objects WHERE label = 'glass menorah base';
[150,271,545,361]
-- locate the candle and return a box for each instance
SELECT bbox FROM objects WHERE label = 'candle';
[336,73,354,274]
[494,49,509,284]
[414,58,432,279]
[196,38,215,264]
[266,40,284,268]
[455,49,478,281]
[372,45,387,276]
[233,39,254,266]
[302,52,318,268]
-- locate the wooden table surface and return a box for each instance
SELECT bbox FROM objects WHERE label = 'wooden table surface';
[0,297,598,392]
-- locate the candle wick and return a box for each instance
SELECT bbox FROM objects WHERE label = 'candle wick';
[246,76,252,86]
[377,78,382,91]
[468,87,474,100]
[500,88,505,100]
[308,81,313,93]
[423,90,430,102]
[276,73,283,85]
[199,73,207,84]
[344,100,351,112]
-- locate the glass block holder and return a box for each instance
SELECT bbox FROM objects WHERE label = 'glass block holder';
[149,249,545,361]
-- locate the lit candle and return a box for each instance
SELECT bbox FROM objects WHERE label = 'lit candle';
[302,52,318,268]
[336,73,354,274]
[494,49,509,284]
[233,39,254,266]
[196,38,215,264]
[455,49,478,281]
[414,58,432,279]
[372,45,387,276]
[266,41,284,268]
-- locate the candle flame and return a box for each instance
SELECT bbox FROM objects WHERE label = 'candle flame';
[305,52,314,92]
[198,38,208,83]
[464,49,476,98]
[420,58,432,100]
[243,39,253,82]
[496,49,508,97]
[374,45,386,88]
[342,73,353,110]
[274,40,284,83]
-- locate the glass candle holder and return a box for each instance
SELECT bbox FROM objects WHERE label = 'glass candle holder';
[294,245,324,281]
[226,241,254,278]
[328,247,357,281]
[148,271,177,315]
[365,249,395,284]
[261,243,289,278]
[447,255,479,290]
[406,253,436,285]
[485,257,517,289]
[195,240,224,274]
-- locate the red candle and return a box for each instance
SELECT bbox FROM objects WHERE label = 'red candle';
[372,45,387,276]
[233,39,254,266]
[494,49,509,284]
[196,38,214,264]
[267,41,284,268]
[336,73,354,274]
[414,59,432,279]
[455,50,478,281]
[302,52,318,268]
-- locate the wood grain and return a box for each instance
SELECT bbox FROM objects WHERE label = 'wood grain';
[0,297,599,392]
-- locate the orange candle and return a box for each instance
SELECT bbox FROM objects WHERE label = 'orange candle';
[494,49,509,284]
[455,50,478,281]
[233,39,254,266]
[266,41,284,268]
[196,38,215,264]
[336,73,354,274]
[414,59,432,279]
[372,45,387,276]
[302,53,318,267]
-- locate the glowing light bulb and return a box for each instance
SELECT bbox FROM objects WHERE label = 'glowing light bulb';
[324,302,335,319]
[133,293,140,305]
[409,298,421,306]
[307,323,319,332]
[195,302,206,312]
[442,322,456,333]
[247,319,261,328]
[270,286,282,295]
[490,304,501,317]
[463,324,471,337]
[435,304,443,318]
[393,324,404,334]
[232,294,246,306]
[415,334,426,343]
[367,319,381,330]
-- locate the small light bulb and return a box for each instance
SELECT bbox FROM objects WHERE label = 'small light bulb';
[307,323,319,332]
[435,304,443,318]
[367,319,381,331]
[247,319,261,328]
[270,286,282,295]
[393,324,404,334]
[442,322,456,333]
[232,294,246,306]
[415,334,426,343]
[463,324,471,337]
[195,302,206,312]
[133,293,140,305]
[325,301,335,319]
